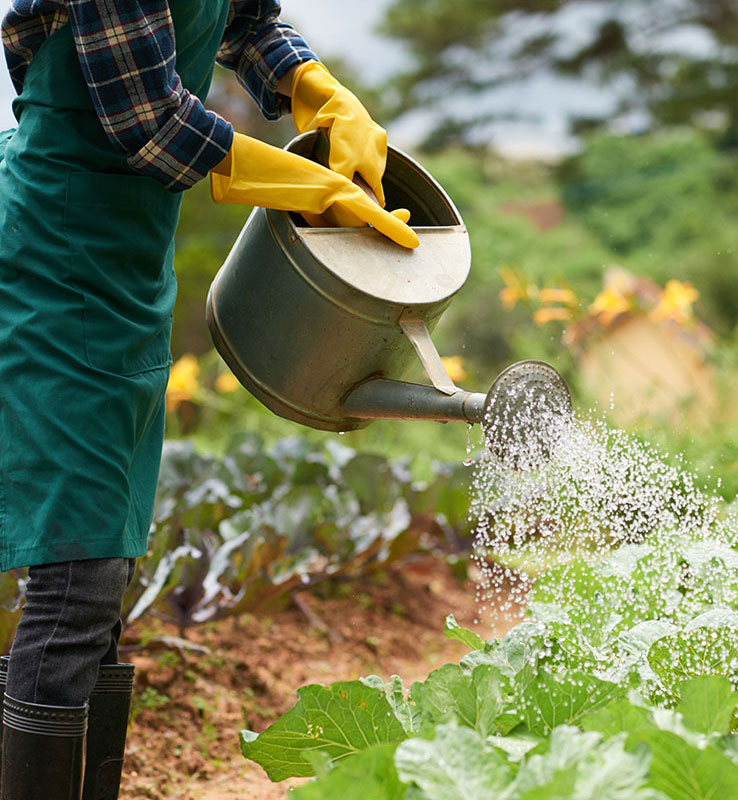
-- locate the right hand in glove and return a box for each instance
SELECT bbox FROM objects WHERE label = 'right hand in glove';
[210,133,419,249]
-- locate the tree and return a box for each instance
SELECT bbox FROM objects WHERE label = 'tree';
[378,0,737,149]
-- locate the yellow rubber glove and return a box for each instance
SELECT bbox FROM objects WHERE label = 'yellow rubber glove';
[291,61,387,206]
[210,133,419,249]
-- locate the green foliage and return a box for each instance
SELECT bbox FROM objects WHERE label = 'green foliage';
[676,677,738,736]
[292,744,405,800]
[0,571,26,656]
[0,432,473,652]
[240,681,406,781]
[172,180,248,357]
[239,522,738,798]
[119,434,473,635]
[559,130,738,333]
[444,613,485,651]
[378,0,737,146]
[395,723,514,799]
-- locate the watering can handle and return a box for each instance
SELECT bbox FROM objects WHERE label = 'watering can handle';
[399,314,458,396]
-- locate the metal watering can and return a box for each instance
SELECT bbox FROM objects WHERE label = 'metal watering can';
[207,131,572,460]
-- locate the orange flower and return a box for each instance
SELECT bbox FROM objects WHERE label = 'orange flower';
[499,265,535,309]
[650,280,699,325]
[500,286,523,309]
[538,287,578,307]
[533,306,573,325]
[215,372,241,393]
[166,354,199,411]
[589,287,632,326]
[441,355,468,383]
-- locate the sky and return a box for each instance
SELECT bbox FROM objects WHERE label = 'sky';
[0,0,619,156]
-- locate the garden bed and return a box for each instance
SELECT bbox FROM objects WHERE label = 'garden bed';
[120,557,517,799]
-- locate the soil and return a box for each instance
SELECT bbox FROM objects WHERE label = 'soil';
[119,557,521,800]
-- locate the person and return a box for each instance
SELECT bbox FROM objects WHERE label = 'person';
[0,1,418,798]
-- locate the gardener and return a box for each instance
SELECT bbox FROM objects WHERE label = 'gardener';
[0,1,417,797]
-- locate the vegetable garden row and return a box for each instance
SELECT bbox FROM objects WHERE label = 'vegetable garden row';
[239,507,738,799]
[0,433,472,653]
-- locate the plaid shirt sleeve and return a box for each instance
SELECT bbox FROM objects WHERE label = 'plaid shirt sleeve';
[217,1,318,121]
[66,0,233,192]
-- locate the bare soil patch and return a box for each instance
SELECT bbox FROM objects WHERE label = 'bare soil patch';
[120,557,517,799]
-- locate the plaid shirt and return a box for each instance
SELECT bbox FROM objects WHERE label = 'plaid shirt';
[1,1,317,191]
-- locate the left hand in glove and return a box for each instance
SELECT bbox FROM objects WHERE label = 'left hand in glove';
[291,60,388,207]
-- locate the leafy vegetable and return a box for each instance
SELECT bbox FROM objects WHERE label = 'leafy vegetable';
[239,681,406,781]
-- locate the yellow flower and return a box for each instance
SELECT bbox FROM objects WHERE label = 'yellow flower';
[533,306,573,325]
[589,287,632,326]
[215,372,241,393]
[441,355,468,383]
[499,265,535,309]
[650,280,699,325]
[538,287,578,307]
[500,285,523,309]
[166,353,199,411]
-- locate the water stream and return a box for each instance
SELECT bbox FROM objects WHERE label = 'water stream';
[471,398,738,687]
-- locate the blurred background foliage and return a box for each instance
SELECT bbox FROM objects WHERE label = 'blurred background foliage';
[170,0,737,496]
[3,0,738,649]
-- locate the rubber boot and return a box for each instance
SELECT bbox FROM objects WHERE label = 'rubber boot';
[0,656,7,782]
[82,664,134,800]
[1,694,87,800]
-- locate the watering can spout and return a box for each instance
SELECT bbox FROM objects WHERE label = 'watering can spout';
[342,378,487,424]
[342,359,572,430]
[343,360,573,468]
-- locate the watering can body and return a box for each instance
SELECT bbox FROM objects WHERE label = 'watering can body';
[206,132,473,432]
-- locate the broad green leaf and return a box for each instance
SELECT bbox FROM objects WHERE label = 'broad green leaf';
[361,675,422,736]
[415,664,517,736]
[617,621,679,659]
[267,485,338,546]
[584,695,738,799]
[444,614,485,651]
[301,749,333,779]
[648,627,738,696]
[644,729,738,800]
[684,608,738,632]
[341,453,401,514]
[240,681,406,781]
[460,649,499,671]
[514,726,664,800]
[676,676,738,735]
[581,698,657,742]
[486,731,541,762]
[408,462,472,530]
[517,669,623,736]
[394,723,513,800]
[292,743,405,800]
[227,434,283,495]
[490,622,545,679]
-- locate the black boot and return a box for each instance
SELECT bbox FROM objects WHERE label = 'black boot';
[0,656,7,779]
[82,664,134,800]
[1,694,87,800]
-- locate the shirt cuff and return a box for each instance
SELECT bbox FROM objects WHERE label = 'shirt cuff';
[235,22,318,121]
[127,91,234,192]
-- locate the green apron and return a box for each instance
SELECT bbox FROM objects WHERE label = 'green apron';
[0,0,231,570]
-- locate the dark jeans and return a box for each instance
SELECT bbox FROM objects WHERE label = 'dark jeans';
[5,558,136,707]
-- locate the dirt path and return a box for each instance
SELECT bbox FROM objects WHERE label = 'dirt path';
[120,558,519,800]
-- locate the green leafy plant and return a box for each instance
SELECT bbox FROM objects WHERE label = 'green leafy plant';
[238,527,738,799]
[119,434,472,637]
[0,432,473,651]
